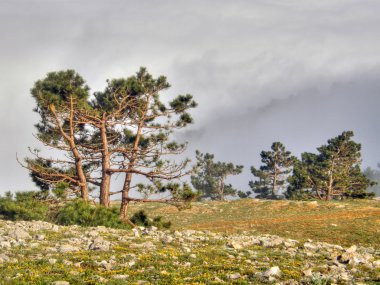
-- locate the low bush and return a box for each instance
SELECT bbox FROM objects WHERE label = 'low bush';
[0,191,172,230]
[0,191,49,221]
[130,210,171,229]
[55,199,129,229]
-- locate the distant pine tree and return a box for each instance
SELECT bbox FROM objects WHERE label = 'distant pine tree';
[286,131,375,200]
[363,165,380,196]
[250,142,296,199]
[191,151,243,200]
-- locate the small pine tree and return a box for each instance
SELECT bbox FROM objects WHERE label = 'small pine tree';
[191,151,243,200]
[363,165,380,196]
[250,142,295,199]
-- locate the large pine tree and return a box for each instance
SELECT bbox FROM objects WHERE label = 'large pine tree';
[286,131,374,200]
[99,68,198,219]
[22,68,198,222]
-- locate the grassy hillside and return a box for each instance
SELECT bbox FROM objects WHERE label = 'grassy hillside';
[1,199,379,284]
[128,199,380,248]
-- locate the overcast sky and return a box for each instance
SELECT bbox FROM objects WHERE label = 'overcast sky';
[1,0,380,195]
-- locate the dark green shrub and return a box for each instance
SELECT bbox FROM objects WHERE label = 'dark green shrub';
[152,215,172,229]
[345,191,376,199]
[55,199,129,229]
[130,210,171,229]
[130,209,150,227]
[0,191,49,221]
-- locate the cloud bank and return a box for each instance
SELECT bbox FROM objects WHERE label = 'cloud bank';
[0,0,379,193]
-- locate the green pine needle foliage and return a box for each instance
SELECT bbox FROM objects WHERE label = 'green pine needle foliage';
[55,199,129,229]
[0,191,49,221]
[130,210,171,229]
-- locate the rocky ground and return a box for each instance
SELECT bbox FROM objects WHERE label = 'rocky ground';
[0,220,379,284]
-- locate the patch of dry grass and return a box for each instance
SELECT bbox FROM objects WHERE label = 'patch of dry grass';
[127,199,380,248]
